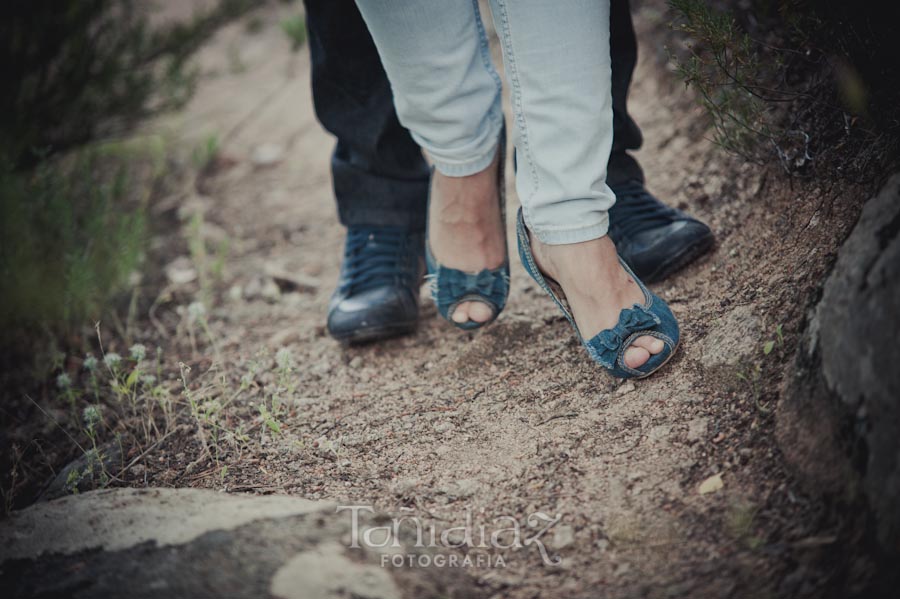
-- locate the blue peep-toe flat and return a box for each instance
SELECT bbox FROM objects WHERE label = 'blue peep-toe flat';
[516,209,679,379]
[425,127,509,330]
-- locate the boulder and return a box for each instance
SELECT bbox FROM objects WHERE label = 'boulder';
[0,488,482,599]
[778,173,900,554]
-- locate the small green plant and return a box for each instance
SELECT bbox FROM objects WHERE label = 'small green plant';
[762,324,784,356]
[259,403,283,436]
[186,211,229,312]
[737,324,787,413]
[725,500,764,550]
[280,15,307,51]
[192,134,220,172]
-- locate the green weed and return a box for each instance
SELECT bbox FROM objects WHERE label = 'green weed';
[280,15,307,51]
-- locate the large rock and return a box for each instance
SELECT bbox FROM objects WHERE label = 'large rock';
[0,488,482,599]
[778,173,900,554]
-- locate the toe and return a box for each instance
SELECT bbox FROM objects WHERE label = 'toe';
[452,304,470,323]
[623,345,651,369]
[632,335,665,355]
[467,301,494,323]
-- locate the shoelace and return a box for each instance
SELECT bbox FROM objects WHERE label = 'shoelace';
[608,180,678,240]
[341,227,415,295]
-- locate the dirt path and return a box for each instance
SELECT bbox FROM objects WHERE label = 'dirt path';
[129,2,860,597]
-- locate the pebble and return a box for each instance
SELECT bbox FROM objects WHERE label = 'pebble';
[698,473,724,495]
[251,143,284,167]
[433,421,453,434]
[442,478,478,499]
[686,417,709,443]
[552,525,575,549]
[615,382,636,396]
[165,256,197,285]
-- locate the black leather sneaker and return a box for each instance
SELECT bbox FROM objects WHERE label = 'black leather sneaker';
[327,227,424,343]
[608,180,715,283]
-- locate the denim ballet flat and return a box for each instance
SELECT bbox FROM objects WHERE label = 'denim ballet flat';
[425,127,510,330]
[516,209,679,379]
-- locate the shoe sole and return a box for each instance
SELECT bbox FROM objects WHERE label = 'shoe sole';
[640,231,715,284]
[330,321,418,345]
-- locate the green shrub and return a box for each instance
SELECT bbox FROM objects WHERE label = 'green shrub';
[668,0,900,183]
[0,152,147,345]
[0,0,257,169]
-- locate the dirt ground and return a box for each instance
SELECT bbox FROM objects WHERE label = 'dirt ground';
[7,1,872,597]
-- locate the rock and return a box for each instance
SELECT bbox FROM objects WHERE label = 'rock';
[38,440,124,501]
[391,478,421,497]
[243,276,281,302]
[615,382,636,396]
[261,278,281,301]
[243,276,263,299]
[441,478,478,500]
[251,143,284,168]
[433,421,453,434]
[264,263,319,294]
[315,436,340,459]
[698,474,724,495]
[0,488,481,598]
[778,173,900,556]
[552,525,575,549]
[701,304,760,368]
[648,424,672,442]
[165,256,198,285]
[685,418,709,443]
[271,542,401,599]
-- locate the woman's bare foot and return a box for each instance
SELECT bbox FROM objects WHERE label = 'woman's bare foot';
[530,235,665,369]
[429,151,506,324]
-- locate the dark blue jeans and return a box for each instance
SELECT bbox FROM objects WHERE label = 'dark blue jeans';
[304,0,644,232]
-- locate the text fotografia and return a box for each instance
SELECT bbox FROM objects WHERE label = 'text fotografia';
[337,505,563,567]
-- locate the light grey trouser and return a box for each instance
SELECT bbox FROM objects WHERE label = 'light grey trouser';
[354,0,616,244]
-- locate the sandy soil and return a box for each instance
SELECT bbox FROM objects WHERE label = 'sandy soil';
[15,1,869,597]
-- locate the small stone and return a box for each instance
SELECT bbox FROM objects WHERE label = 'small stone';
[698,473,724,495]
[261,278,281,301]
[616,382,636,396]
[686,418,709,443]
[264,264,319,293]
[348,356,363,369]
[443,478,478,499]
[251,143,284,167]
[165,256,197,285]
[648,424,672,442]
[227,285,243,302]
[243,277,263,300]
[433,421,453,434]
[391,478,420,497]
[552,525,575,549]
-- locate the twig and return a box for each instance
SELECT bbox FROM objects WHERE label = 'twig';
[23,394,87,455]
[612,436,642,456]
[113,430,176,480]
[537,412,579,426]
